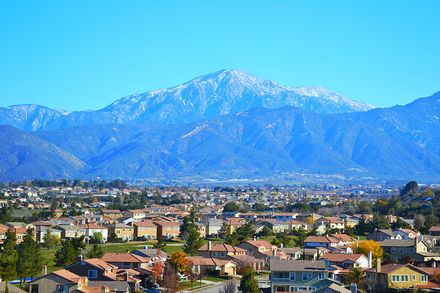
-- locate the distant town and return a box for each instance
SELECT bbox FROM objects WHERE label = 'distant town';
[0,179,438,292]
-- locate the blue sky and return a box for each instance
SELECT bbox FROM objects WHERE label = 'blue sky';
[0,1,439,110]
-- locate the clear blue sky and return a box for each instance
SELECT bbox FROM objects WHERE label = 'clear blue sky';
[1,1,439,110]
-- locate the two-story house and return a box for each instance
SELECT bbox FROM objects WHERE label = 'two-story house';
[132,221,157,240]
[108,224,134,241]
[270,259,330,293]
[153,221,180,239]
[198,242,247,259]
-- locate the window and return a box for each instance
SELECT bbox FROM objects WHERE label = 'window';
[302,272,312,281]
[318,273,325,280]
[421,275,428,282]
[291,287,298,292]
[290,272,296,281]
[56,285,68,293]
[88,270,98,279]
[391,275,400,282]
[30,284,39,293]
[401,275,409,282]
[273,272,289,279]
[412,274,416,281]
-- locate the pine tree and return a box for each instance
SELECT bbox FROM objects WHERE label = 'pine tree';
[181,208,203,256]
[55,240,78,267]
[239,266,260,293]
[86,244,104,259]
[0,232,18,282]
[17,228,43,282]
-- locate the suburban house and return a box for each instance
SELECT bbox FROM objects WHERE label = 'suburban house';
[316,217,345,231]
[131,247,168,263]
[123,209,146,220]
[365,262,429,291]
[101,209,123,221]
[36,226,62,243]
[380,239,429,262]
[270,259,330,293]
[198,242,247,259]
[367,229,401,241]
[394,228,420,240]
[57,225,86,240]
[108,223,134,241]
[28,269,88,293]
[66,258,119,281]
[82,223,109,242]
[132,221,157,240]
[289,220,309,231]
[429,226,440,236]
[153,221,180,239]
[304,235,345,250]
[320,253,370,269]
[206,219,224,237]
[188,256,237,276]
[101,252,151,269]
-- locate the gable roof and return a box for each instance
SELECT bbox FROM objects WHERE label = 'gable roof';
[270,259,326,271]
[366,263,428,275]
[199,243,246,253]
[102,253,150,263]
[321,253,366,263]
[52,269,83,283]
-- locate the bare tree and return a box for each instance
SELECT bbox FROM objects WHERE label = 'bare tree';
[163,262,180,293]
[220,279,237,293]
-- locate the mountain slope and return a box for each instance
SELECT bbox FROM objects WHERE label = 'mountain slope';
[28,92,440,181]
[1,70,374,131]
[0,105,65,132]
[0,125,85,180]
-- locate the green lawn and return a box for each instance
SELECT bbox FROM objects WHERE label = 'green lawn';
[162,244,183,254]
[179,280,210,290]
[204,275,230,282]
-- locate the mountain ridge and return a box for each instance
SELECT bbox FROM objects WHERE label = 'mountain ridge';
[0,69,374,132]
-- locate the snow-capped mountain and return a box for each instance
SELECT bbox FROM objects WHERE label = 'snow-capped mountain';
[0,70,374,131]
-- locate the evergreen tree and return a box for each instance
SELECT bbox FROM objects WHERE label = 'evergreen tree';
[86,244,104,259]
[17,228,43,282]
[0,232,18,282]
[43,229,60,250]
[154,236,166,249]
[55,240,78,267]
[239,266,259,293]
[181,208,203,256]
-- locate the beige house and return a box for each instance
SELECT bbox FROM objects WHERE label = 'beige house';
[109,223,134,241]
[188,256,237,276]
[132,221,157,240]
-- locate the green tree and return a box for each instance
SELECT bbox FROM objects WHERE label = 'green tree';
[218,222,231,239]
[0,232,18,282]
[225,221,256,246]
[86,244,104,259]
[55,240,78,267]
[17,228,43,282]
[239,266,259,293]
[181,208,204,256]
[89,232,104,244]
[43,229,60,250]
[154,236,166,249]
[346,267,364,285]
[223,202,240,213]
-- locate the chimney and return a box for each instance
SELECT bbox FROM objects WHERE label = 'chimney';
[124,271,129,281]
[144,245,148,250]
[350,283,358,293]
[79,255,83,261]
[376,258,381,273]
[280,243,284,249]
[208,241,212,251]
[42,264,48,275]
[101,285,107,293]
[368,251,373,268]
[272,249,276,257]
[254,236,256,241]
[433,261,437,268]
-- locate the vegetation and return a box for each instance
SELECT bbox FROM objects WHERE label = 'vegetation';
[239,266,260,293]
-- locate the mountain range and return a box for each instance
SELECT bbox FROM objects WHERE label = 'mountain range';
[0,70,439,182]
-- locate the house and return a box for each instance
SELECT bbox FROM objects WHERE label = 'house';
[131,247,168,263]
[57,225,86,240]
[395,228,420,240]
[304,235,344,250]
[188,256,237,276]
[206,219,224,237]
[36,226,62,244]
[289,220,309,231]
[320,253,370,269]
[258,219,290,233]
[270,259,330,293]
[365,261,429,291]
[66,258,119,281]
[367,229,401,241]
[82,223,109,242]
[123,209,146,220]
[315,217,345,231]
[102,209,123,221]
[238,240,280,268]
[227,218,247,232]
[132,221,157,240]
[101,252,151,269]
[196,222,207,238]
[108,224,134,241]
[198,242,247,259]
[0,223,9,243]
[229,254,265,272]
[380,239,428,262]
[28,269,88,293]
[153,221,180,239]
[429,226,440,236]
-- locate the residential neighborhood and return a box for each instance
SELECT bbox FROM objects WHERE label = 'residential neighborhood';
[0,180,439,292]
